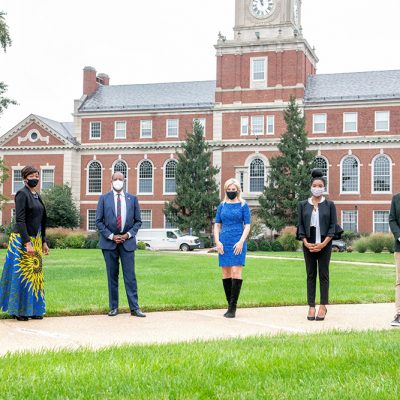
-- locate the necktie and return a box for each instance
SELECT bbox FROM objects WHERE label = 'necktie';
[116,194,122,232]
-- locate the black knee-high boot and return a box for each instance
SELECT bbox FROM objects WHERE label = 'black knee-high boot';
[224,278,243,318]
[222,278,232,304]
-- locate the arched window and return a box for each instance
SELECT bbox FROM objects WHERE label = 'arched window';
[373,155,391,192]
[87,161,102,193]
[138,160,153,194]
[113,160,128,191]
[249,158,265,192]
[341,156,359,193]
[164,160,177,194]
[313,156,328,184]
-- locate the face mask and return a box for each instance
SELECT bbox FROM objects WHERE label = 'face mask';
[112,180,124,191]
[226,191,238,200]
[26,179,39,188]
[311,187,325,197]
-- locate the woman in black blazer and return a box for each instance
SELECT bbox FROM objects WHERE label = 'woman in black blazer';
[0,166,49,321]
[297,169,337,321]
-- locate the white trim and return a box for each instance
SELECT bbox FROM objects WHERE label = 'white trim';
[266,115,275,135]
[375,111,390,132]
[373,210,390,233]
[40,168,55,191]
[163,158,178,195]
[166,119,179,138]
[250,57,267,88]
[86,160,103,195]
[140,120,153,138]
[90,121,102,140]
[114,121,127,139]
[343,112,358,133]
[11,167,24,195]
[137,159,154,195]
[87,209,97,231]
[240,116,249,136]
[371,154,392,194]
[340,155,360,194]
[312,113,327,134]
[250,115,264,135]
[341,210,358,232]
[140,209,152,229]
[112,159,129,193]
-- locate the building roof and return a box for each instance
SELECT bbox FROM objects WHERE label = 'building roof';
[305,70,400,103]
[79,80,216,113]
[34,115,77,144]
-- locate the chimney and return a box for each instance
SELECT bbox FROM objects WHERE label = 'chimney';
[83,66,97,96]
[97,73,110,86]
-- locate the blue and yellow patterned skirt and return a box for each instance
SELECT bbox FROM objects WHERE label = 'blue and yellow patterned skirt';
[0,233,45,317]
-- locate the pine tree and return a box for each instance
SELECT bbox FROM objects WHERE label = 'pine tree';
[164,120,220,235]
[258,97,316,232]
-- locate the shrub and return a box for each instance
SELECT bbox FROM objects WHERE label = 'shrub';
[368,233,386,253]
[61,234,86,249]
[199,236,212,248]
[247,240,258,252]
[271,240,284,252]
[346,246,353,253]
[137,241,146,251]
[257,239,271,252]
[46,229,69,249]
[278,233,299,252]
[0,233,9,248]
[383,234,395,254]
[354,237,369,253]
[341,231,361,246]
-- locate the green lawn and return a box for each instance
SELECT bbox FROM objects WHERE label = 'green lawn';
[0,249,395,317]
[1,330,399,399]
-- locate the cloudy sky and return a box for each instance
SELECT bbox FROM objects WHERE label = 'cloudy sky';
[1,0,399,134]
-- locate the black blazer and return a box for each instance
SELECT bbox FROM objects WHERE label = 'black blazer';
[297,198,337,240]
[13,186,47,244]
[389,193,400,252]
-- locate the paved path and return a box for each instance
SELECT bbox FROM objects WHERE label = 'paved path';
[0,303,396,356]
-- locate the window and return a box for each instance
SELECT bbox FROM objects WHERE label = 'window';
[241,117,249,136]
[313,157,328,189]
[141,210,152,229]
[138,160,153,194]
[165,215,177,229]
[313,114,327,133]
[251,116,264,135]
[12,169,24,193]
[115,121,126,139]
[193,118,206,135]
[240,171,244,192]
[375,111,390,131]
[87,161,102,194]
[343,112,358,133]
[87,209,97,231]
[266,115,275,135]
[11,208,16,219]
[252,58,266,81]
[341,156,359,193]
[41,169,54,190]
[249,158,265,192]
[140,120,152,138]
[164,160,177,194]
[113,160,128,191]
[90,122,101,139]
[166,119,179,138]
[374,210,390,233]
[342,210,358,232]
[373,155,391,193]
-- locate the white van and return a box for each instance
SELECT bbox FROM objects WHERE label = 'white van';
[136,229,201,251]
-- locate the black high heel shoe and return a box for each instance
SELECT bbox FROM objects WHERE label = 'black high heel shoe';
[307,307,316,321]
[13,315,29,321]
[316,306,327,321]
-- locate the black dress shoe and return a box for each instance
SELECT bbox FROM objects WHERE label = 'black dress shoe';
[31,316,44,320]
[131,309,146,318]
[108,308,118,317]
[14,315,29,321]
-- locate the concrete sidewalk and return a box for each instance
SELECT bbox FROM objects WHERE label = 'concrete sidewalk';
[0,303,396,356]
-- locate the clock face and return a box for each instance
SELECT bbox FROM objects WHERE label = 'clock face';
[250,0,274,18]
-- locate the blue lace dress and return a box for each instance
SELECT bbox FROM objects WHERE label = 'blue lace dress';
[215,202,251,267]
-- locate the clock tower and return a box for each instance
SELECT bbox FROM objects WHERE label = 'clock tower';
[215,0,317,105]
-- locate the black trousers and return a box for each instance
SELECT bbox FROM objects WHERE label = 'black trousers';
[302,229,332,307]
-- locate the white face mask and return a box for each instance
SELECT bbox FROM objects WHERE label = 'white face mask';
[311,187,325,197]
[112,180,124,191]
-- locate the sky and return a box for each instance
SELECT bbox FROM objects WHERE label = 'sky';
[1,0,399,135]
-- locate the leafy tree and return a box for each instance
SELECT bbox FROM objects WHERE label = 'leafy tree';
[258,97,316,232]
[41,185,80,228]
[164,120,220,235]
[0,158,9,208]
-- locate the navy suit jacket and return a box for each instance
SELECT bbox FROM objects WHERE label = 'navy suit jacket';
[95,191,142,251]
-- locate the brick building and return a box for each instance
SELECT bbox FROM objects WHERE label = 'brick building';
[1,0,400,234]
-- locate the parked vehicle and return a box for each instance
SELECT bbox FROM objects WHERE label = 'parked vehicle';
[136,229,200,251]
[332,239,346,252]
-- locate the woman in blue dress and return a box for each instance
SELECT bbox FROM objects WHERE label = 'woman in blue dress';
[214,178,251,318]
[0,166,49,321]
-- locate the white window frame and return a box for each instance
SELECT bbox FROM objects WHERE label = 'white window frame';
[41,168,55,191]
[375,111,390,132]
[112,159,129,193]
[340,155,360,194]
[266,115,275,135]
[114,121,126,139]
[163,159,178,195]
[137,160,154,195]
[241,117,249,136]
[373,210,390,233]
[371,154,392,194]
[193,118,206,136]
[140,210,152,229]
[343,112,358,133]
[166,119,179,138]
[249,158,266,193]
[86,160,103,195]
[313,156,329,193]
[12,168,24,194]
[341,210,358,232]
[251,57,267,86]
[313,113,327,134]
[140,120,153,138]
[90,121,102,140]
[251,115,264,135]
[87,209,97,231]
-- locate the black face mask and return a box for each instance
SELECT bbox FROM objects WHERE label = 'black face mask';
[26,179,39,188]
[226,191,238,200]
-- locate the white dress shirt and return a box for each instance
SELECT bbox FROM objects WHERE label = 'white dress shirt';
[108,190,131,240]
[308,196,325,244]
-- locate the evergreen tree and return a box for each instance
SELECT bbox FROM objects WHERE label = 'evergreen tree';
[164,120,220,235]
[0,157,9,208]
[258,97,316,232]
[41,184,80,228]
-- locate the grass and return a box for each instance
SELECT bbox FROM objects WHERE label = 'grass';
[0,330,399,399]
[0,249,395,317]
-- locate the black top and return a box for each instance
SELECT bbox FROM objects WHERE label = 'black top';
[13,185,47,244]
[389,193,400,252]
[297,198,337,240]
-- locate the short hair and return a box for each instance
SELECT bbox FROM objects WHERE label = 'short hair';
[21,166,39,179]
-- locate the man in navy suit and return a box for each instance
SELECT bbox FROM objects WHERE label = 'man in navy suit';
[95,172,145,317]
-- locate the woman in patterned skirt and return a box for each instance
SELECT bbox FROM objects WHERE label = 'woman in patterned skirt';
[214,178,251,318]
[0,166,49,321]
